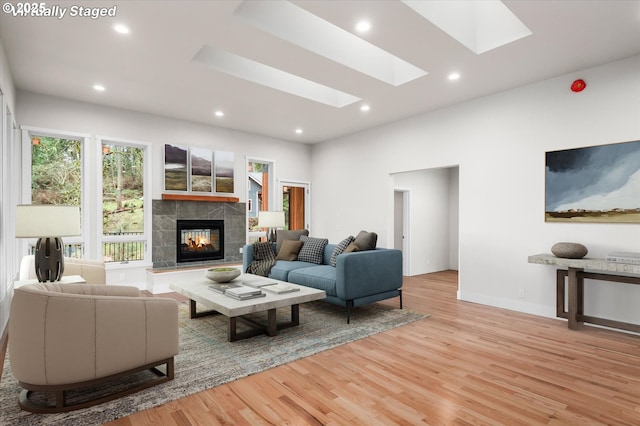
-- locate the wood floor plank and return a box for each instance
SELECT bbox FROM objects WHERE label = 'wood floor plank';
[74,270,640,424]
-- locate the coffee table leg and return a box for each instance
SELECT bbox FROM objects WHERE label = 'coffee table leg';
[228,304,302,342]
[267,309,277,337]
[291,304,299,326]
[189,299,221,319]
[228,317,237,342]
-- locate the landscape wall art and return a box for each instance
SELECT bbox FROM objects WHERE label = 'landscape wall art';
[545,140,640,223]
[164,144,188,191]
[190,147,212,192]
[214,151,235,193]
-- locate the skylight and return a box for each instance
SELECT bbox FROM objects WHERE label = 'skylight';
[402,0,532,54]
[233,1,428,87]
[192,46,361,108]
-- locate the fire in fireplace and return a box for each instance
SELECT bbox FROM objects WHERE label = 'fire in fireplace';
[176,220,224,263]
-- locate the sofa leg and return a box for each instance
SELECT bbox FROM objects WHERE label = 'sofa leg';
[399,289,403,309]
[346,300,354,324]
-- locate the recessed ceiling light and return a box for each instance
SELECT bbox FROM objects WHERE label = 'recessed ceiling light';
[360,104,370,112]
[355,20,371,33]
[113,24,130,34]
[448,72,461,81]
[295,128,303,134]
[214,110,224,117]
[93,84,106,92]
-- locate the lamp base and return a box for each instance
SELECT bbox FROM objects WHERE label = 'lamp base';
[34,237,65,282]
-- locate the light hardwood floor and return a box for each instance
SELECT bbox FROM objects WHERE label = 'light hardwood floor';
[8,271,640,425]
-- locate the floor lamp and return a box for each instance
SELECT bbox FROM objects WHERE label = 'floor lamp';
[15,205,81,282]
[258,211,285,243]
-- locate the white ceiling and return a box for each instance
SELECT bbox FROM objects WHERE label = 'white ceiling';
[1,0,639,144]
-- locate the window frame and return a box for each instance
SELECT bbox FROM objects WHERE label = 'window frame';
[21,126,90,257]
[97,135,153,267]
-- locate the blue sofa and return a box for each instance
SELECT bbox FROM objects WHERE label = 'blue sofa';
[242,243,403,323]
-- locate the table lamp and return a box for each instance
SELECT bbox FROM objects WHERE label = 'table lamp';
[15,205,81,282]
[258,211,285,243]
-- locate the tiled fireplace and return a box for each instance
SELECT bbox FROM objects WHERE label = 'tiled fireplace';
[152,199,245,269]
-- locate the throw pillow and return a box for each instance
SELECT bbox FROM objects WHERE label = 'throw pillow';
[353,230,377,251]
[343,242,360,253]
[276,239,304,261]
[330,235,355,267]
[298,235,328,264]
[275,229,309,254]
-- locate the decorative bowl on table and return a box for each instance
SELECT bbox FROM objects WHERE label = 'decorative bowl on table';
[205,267,241,283]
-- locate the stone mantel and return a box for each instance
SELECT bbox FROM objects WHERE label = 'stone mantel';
[161,194,240,203]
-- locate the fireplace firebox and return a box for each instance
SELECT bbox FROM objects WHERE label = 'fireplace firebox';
[176,220,224,263]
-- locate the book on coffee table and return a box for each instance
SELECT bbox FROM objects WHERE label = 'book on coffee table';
[208,282,242,294]
[224,286,263,299]
[225,292,267,301]
[240,279,278,288]
[262,283,300,294]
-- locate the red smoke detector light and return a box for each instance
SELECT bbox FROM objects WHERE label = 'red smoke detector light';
[571,79,586,92]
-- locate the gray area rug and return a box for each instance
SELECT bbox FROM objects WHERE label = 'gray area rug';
[0,300,426,425]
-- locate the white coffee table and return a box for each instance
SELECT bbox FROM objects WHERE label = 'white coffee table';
[170,274,326,341]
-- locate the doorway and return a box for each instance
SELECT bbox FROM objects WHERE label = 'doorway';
[394,189,410,275]
[280,180,310,231]
[392,166,459,276]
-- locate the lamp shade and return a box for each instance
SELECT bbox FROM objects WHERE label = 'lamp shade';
[258,211,285,228]
[15,205,81,238]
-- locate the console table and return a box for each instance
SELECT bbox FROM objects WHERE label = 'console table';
[528,254,640,332]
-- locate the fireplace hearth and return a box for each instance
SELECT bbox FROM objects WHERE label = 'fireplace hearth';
[176,219,224,263]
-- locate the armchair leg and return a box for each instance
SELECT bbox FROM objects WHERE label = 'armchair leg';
[399,289,403,309]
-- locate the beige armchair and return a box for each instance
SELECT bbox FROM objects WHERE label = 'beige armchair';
[9,282,179,413]
[19,255,106,284]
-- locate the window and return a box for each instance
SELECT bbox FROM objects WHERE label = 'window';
[22,128,152,266]
[28,132,84,257]
[246,159,274,243]
[101,142,148,263]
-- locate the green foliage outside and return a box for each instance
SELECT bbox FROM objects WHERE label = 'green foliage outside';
[31,137,81,205]
[102,145,144,234]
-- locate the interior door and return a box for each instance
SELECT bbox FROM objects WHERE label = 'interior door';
[280,181,310,231]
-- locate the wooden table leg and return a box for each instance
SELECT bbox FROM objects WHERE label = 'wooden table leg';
[291,304,299,326]
[267,309,277,337]
[228,317,237,342]
[567,267,583,330]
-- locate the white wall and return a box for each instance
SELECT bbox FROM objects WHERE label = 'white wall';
[311,55,640,323]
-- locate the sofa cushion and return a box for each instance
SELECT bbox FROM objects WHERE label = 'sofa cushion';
[276,239,304,261]
[288,265,337,296]
[275,229,309,254]
[330,235,355,267]
[269,260,317,282]
[353,230,377,251]
[298,236,328,264]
